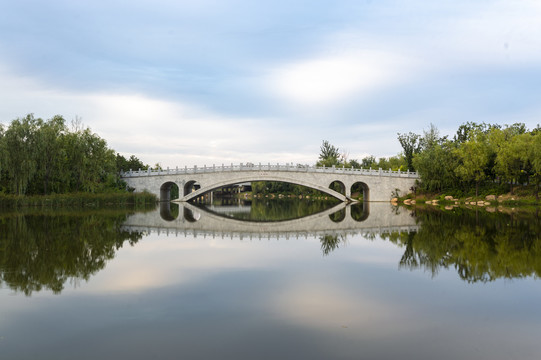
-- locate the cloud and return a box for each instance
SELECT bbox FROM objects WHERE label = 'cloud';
[265,51,416,107]
[2,0,541,168]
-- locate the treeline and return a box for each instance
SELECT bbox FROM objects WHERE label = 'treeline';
[252,181,332,197]
[316,140,407,171]
[399,123,541,197]
[0,114,148,196]
[318,121,541,199]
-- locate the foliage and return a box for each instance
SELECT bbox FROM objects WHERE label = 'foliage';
[252,181,335,197]
[0,209,147,295]
[0,191,156,209]
[316,141,406,171]
[116,154,148,172]
[382,207,541,282]
[397,132,422,171]
[407,122,541,199]
[317,140,341,167]
[0,114,148,197]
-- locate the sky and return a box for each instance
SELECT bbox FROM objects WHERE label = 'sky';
[1,0,540,168]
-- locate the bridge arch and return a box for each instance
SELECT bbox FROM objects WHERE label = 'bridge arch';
[329,180,346,196]
[351,181,369,202]
[160,181,180,202]
[181,176,350,202]
[183,180,200,197]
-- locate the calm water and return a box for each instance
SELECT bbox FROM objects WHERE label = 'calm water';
[1,201,540,360]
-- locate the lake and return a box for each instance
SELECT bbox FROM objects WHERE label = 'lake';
[1,201,540,360]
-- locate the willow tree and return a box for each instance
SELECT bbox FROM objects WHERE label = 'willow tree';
[494,132,530,194]
[2,115,39,195]
[454,130,491,197]
[528,132,541,200]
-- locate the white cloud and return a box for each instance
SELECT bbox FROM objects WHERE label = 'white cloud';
[0,64,304,167]
[266,51,415,107]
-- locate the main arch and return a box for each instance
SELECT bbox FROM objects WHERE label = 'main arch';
[181,175,349,202]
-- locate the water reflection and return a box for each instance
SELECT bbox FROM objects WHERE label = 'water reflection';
[125,201,416,241]
[320,234,347,256]
[163,200,369,224]
[384,207,541,282]
[2,202,540,299]
[0,209,147,295]
[127,202,541,282]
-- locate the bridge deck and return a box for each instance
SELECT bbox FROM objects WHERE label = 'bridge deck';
[120,163,419,178]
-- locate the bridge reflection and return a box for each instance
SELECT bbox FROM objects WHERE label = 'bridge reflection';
[123,202,418,239]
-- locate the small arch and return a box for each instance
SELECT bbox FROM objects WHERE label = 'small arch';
[329,181,345,196]
[351,182,369,202]
[183,180,200,197]
[329,207,346,223]
[160,181,180,202]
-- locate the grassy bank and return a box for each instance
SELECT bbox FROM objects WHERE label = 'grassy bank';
[0,191,157,209]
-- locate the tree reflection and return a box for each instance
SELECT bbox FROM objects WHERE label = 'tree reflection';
[320,234,347,256]
[201,198,340,222]
[0,209,146,295]
[383,208,541,282]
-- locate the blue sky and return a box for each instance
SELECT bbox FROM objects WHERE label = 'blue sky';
[1,0,540,167]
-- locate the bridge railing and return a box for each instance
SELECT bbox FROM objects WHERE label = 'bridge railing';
[120,163,419,178]
[121,225,421,240]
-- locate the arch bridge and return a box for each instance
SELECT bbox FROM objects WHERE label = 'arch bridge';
[121,163,418,202]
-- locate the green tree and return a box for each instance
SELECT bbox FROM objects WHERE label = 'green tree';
[33,115,67,194]
[413,140,458,192]
[527,132,541,200]
[397,132,421,171]
[2,115,39,195]
[494,132,530,194]
[454,130,491,197]
[360,155,376,168]
[317,140,340,167]
[116,154,148,172]
[349,159,361,169]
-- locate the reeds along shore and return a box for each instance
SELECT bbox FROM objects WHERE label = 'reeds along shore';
[0,191,157,209]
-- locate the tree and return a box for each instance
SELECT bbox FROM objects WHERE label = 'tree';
[527,132,541,200]
[413,140,458,192]
[317,140,340,167]
[349,159,361,169]
[454,130,491,196]
[397,132,421,171]
[2,115,39,195]
[454,122,497,144]
[360,155,376,169]
[494,132,530,194]
[116,154,148,172]
[33,115,67,194]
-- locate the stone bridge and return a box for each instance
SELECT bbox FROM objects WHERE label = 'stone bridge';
[121,163,418,202]
[121,202,419,240]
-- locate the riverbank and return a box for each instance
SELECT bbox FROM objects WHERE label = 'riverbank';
[0,191,157,209]
[394,192,539,213]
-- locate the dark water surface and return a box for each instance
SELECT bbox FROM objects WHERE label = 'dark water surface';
[1,202,540,360]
